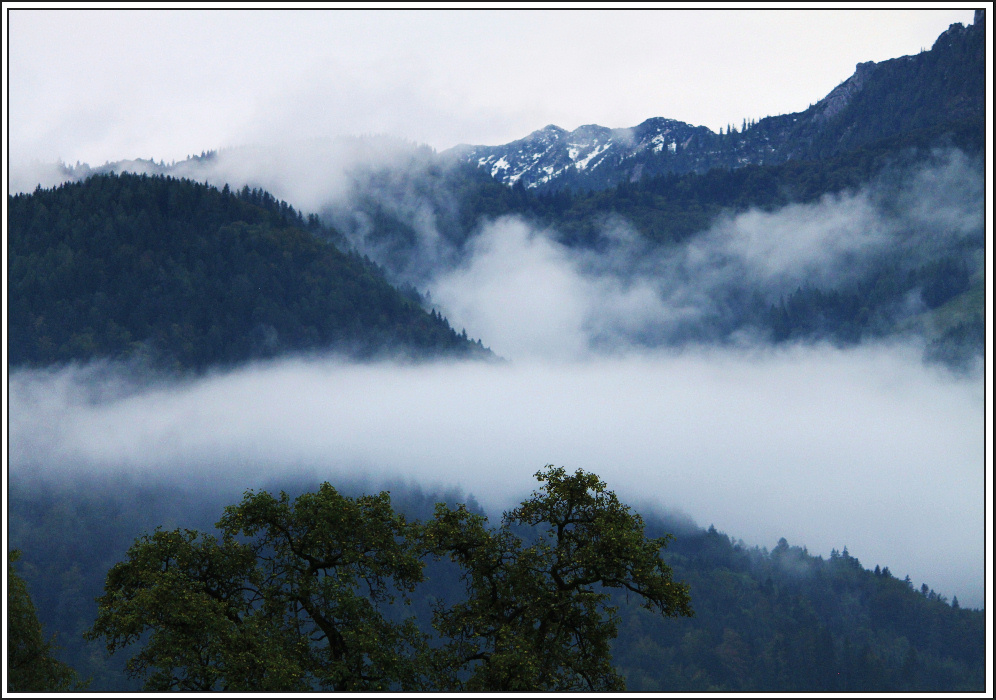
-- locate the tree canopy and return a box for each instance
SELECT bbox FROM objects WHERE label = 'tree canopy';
[6,550,86,692]
[84,467,692,691]
[7,173,488,371]
[425,466,692,690]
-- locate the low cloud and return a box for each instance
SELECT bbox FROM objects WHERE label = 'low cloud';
[430,218,674,359]
[7,344,985,607]
[424,149,984,360]
[5,140,984,613]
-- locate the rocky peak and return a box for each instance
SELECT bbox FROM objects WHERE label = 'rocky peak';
[525,124,568,144]
[569,124,613,142]
[812,60,879,123]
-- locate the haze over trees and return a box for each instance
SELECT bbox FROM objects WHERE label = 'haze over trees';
[6,10,987,694]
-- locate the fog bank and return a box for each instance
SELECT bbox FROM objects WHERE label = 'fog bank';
[8,344,984,607]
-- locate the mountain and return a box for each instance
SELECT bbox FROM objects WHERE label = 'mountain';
[447,118,722,193]
[10,12,983,367]
[320,129,985,365]
[447,10,985,192]
[7,173,491,371]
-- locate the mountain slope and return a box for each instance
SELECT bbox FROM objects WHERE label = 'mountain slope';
[447,10,985,192]
[322,128,985,364]
[7,173,490,371]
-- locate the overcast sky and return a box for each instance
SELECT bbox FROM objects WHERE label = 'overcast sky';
[5,7,980,168]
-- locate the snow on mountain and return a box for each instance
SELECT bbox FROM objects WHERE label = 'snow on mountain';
[449,118,718,192]
[445,12,984,193]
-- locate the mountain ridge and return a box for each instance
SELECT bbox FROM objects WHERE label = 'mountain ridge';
[444,10,985,192]
[20,11,984,208]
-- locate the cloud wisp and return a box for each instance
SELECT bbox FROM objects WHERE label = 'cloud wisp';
[425,149,984,360]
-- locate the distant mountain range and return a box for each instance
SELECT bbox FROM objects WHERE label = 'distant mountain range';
[446,10,985,192]
[8,10,985,370]
[31,11,984,201]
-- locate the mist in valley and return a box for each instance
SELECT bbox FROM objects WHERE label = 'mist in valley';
[8,344,985,608]
[6,13,989,694]
[6,134,987,610]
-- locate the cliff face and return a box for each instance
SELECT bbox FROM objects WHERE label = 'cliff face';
[812,61,880,125]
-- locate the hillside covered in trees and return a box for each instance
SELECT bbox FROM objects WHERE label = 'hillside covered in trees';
[7,474,985,692]
[321,121,984,366]
[446,10,985,192]
[24,12,983,368]
[8,173,489,372]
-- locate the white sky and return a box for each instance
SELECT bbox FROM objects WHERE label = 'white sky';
[3,6,982,167]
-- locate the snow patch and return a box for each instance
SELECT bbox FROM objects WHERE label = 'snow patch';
[490,156,511,179]
[575,143,611,171]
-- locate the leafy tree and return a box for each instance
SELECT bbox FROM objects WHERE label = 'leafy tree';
[13,476,984,692]
[84,468,691,691]
[85,486,429,691]
[425,466,693,691]
[7,550,85,692]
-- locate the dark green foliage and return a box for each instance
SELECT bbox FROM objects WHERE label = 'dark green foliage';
[612,530,985,692]
[8,476,983,692]
[424,467,692,690]
[6,550,86,692]
[7,478,259,691]
[79,468,691,691]
[85,486,430,691]
[7,173,488,371]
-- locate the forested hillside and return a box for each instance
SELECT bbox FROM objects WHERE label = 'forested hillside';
[22,13,981,367]
[794,10,985,161]
[525,118,985,246]
[612,524,985,692]
[7,173,489,371]
[7,476,984,692]
[324,122,985,365]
